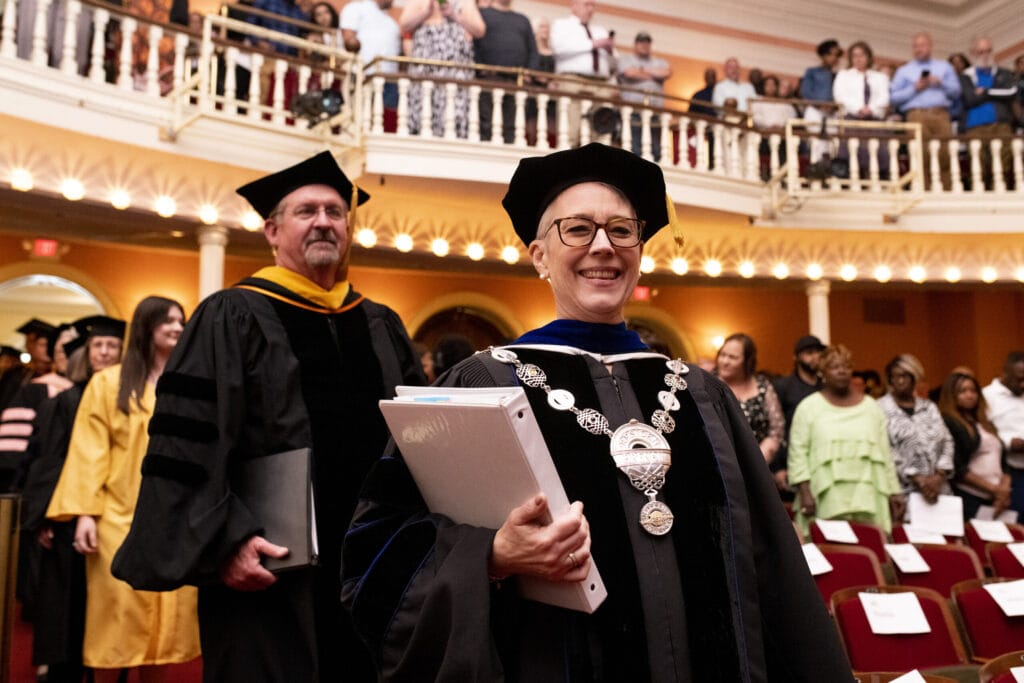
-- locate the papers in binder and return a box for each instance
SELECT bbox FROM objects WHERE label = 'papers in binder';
[380,386,607,613]
[908,493,964,537]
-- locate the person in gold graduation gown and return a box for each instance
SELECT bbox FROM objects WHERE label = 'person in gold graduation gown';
[47,296,199,682]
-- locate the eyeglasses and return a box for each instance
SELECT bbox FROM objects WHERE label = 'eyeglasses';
[277,203,347,221]
[547,216,645,248]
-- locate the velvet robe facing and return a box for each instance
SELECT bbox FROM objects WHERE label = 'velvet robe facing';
[341,346,851,682]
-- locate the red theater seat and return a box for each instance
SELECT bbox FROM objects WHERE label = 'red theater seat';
[893,544,984,598]
[988,543,1024,580]
[813,544,886,609]
[951,578,1024,663]
[810,519,888,564]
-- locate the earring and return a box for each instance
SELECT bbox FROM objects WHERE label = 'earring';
[539,272,548,280]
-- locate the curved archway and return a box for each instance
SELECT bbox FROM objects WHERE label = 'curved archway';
[408,292,525,344]
[624,304,697,361]
[0,264,118,349]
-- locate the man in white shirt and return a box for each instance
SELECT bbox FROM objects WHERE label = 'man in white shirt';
[711,57,757,113]
[341,0,402,122]
[550,0,615,146]
[983,351,1024,513]
[616,31,671,159]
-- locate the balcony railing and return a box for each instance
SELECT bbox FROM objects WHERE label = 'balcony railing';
[3,0,1024,225]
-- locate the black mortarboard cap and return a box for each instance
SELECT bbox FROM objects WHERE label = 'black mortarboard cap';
[16,318,56,337]
[47,323,75,359]
[73,315,127,341]
[502,143,670,246]
[235,151,371,219]
[0,345,21,358]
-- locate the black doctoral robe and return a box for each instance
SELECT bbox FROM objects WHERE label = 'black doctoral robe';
[112,277,424,683]
[341,345,851,682]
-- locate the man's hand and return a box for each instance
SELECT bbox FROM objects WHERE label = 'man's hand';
[218,536,289,591]
[37,525,54,550]
[490,495,591,582]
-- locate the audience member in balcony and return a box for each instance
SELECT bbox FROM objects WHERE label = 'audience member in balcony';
[341,0,401,129]
[939,370,1011,521]
[711,57,755,113]
[249,0,309,56]
[877,354,954,509]
[533,16,554,73]
[750,75,796,178]
[616,31,671,159]
[947,52,971,129]
[473,0,539,143]
[1015,55,1024,131]
[772,335,825,499]
[832,40,891,176]
[401,0,485,139]
[47,297,199,683]
[748,67,765,95]
[890,32,961,190]
[800,39,842,165]
[715,333,784,467]
[528,16,557,145]
[688,66,717,117]
[982,351,1024,514]
[960,37,1018,189]
[788,344,904,533]
[550,0,616,147]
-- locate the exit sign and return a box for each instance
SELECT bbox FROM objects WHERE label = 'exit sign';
[33,239,59,258]
[632,285,651,302]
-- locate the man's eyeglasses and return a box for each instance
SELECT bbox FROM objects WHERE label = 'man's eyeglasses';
[547,216,645,248]
[277,204,347,221]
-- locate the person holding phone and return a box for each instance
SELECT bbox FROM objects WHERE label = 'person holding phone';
[890,32,961,190]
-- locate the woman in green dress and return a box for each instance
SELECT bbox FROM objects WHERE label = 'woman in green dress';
[789,344,906,532]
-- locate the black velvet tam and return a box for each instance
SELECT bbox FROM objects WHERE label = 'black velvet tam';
[16,318,56,337]
[236,151,371,219]
[501,142,669,246]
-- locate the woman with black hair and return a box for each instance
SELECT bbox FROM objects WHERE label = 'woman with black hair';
[47,297,199,683]
[715,332,785,465]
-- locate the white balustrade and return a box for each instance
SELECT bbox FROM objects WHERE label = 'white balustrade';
[969,138,983,194]
[248,52,264,120]
[396,77,409,136]
[88,9,108,82]
[1,0,16,59]
[658,112,671,166]
[948,139,962,193]
[419,80,433,137]
[744,131,760,181]
[991,139,1006,194]
[536,93,550,150]
[467,83,480,142]
[271,58,287,124]
[442,82,457,140]
[867,138,880,193]
[145,24,162,96]
[371,76,385,134]
[556,96,570,149]
[620,105,633,156]
[1013,139,1024,193]
[60,0,82,75]
[490,87,503,146]
[30,0,51,66]
[579,99,592,146]
[848,138,860,191]
[513,90,527,147]
[768,133,781,178]
[224,47,239,115]
[118,17,136,90]
[711,123,725,175]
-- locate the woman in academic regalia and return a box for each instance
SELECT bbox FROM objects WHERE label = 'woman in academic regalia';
[46,297,200,682]
[341,143,852,682]
[21,316,125,683]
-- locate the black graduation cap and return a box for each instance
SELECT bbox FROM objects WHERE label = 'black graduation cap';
[235,151,371,219]
[502,143,671,247]
[47,323,76,360]
[16,318,56,337]
[73,315,127,340]
[0,345,21,358]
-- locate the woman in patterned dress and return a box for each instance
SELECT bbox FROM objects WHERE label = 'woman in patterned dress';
[715,332,785,465]
[877,353,955,504]
[400,0,484,138]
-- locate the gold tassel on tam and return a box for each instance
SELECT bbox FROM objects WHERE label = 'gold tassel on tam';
[665,193,685,250]
[349,182,359,233]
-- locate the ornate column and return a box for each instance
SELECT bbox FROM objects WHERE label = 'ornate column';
[197,225,229,301]
[805,280,831,344]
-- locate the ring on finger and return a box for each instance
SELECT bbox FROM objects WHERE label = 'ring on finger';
[567,551,580,568]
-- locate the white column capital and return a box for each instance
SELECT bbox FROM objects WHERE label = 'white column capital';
[805,279,832,345]
[197,224,229,248]
[805,280,831,298]
[197,225,229,300]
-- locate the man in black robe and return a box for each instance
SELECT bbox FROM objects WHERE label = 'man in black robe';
[112,151,424,682]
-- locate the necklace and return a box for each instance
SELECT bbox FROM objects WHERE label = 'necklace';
[490,347,688,536]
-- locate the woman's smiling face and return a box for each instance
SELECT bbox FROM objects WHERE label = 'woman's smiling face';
[529,182,641,325]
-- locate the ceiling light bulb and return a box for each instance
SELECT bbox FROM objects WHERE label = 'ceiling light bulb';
[109,189,131,210]
[394,233,414,253]
[772,262,789,280]
[738,260,755,278]
[670,257,688,275]
[704,259,722,277]
[431,238,449,257]
[198,204,219,225]
[640,255,656,274]
[466,243,485,261]
[839,263,857,281]
[980,266,997,283]
[805,263,823,280]
[908,265,927,283]
[500,245,519,264]
[60,178,85,201]
[241,211,263,231]
[873,265,892,283]
[10,168,33,191]
[154,195,177,218]
[1016,266,1024,283]
[355,228,377,248]
[944,266,961,283]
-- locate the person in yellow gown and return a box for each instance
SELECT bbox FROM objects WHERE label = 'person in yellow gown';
[47,296,200,682]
